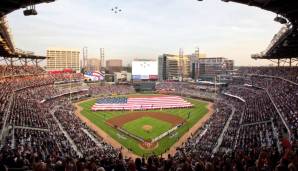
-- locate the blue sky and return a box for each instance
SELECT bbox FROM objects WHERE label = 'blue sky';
[7,0,282,66]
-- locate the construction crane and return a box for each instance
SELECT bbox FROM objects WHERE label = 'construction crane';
[179,48,184,82]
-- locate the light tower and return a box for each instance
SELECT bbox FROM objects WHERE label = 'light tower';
[100,48,105,70]
[195,47,200,59]
[83,47,88,69]
[194,47,200,80]
[179,48,184,81]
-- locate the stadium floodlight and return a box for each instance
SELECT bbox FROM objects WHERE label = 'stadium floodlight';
[23,9,38,16]
[23,3,38,16]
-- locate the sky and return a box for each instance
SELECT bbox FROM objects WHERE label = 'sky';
[7,0,282,66]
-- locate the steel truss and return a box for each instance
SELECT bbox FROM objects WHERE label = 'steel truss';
[0,55,46,76]
[266,57,298,67]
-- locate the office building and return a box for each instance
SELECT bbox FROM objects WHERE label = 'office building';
[86,58,101,71]
[106,59,122,73]
[198,57,234,79]
[158,54,190,80]
[46,48,80,72]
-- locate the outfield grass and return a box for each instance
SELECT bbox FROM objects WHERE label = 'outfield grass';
[122,116,172,140]
[78,94,209,157]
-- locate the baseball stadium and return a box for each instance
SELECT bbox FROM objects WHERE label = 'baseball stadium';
[0,0,297,170]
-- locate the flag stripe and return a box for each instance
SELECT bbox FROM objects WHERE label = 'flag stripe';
[91,96,192,111]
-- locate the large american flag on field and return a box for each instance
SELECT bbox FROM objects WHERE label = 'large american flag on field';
[91,96,193,111]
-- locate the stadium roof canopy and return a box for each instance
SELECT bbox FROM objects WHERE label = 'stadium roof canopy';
[227,0,298,23]
[0,0,55,60]
[225,0,298,60]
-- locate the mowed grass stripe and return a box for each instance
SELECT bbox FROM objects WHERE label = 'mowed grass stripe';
[78,95,209,157]
[122,117,172,140]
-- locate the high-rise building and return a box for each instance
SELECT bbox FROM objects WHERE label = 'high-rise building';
[158,54,190,80]
[106,59,122,73]
[46,48,80,72]
[158,52,234,81]
[86,58,101,71]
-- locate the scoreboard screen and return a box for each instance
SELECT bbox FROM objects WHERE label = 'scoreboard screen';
[132,61,158,80]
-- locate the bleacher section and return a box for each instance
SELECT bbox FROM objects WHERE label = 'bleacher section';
[0,64,297,171]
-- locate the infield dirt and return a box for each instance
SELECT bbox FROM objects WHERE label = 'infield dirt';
[106,112,184,127]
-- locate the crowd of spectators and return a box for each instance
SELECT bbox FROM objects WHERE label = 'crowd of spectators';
[219,96,244,151]
[0,79,12,130]
[8,95,48,129]
[224,86,278,124]
[55,102,120,156]
[49,73,84,83]
[182,101,233,159]
[88,84,135,96]
[0,65,46,77]
[236,67,298,140]
[0,65,297,171]
[238,66,298,83]
[249,76,298,140]
[222,86,280,150]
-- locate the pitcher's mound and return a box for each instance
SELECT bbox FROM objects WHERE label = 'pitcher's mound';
[143,125,152,132]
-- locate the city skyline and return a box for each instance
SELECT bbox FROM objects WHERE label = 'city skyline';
[7,0,282,66]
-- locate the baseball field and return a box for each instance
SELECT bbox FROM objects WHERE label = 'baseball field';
[76,94,210,157]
